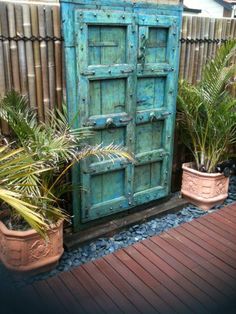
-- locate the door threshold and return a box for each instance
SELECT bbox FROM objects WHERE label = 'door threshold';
[64,194,189,250]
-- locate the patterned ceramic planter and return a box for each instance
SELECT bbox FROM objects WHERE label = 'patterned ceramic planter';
[181,162,229,210]
[0,213,64,272]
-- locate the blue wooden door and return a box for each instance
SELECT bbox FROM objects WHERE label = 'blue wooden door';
[75,10,137,222]
[134,14,179,207]
[61,1,182,226]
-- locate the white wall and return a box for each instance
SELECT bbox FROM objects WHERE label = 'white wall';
[184,0,224,17]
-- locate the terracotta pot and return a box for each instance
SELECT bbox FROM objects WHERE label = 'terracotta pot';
[181,162,229,211]
[0,213,64,272]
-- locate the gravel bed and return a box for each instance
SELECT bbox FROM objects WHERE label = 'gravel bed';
[1,176,236,288]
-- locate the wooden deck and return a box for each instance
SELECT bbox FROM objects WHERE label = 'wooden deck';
[4,204,236,314]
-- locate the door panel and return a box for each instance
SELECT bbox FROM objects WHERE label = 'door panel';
[75,9,136,222]
[133,13,179,207]
[137,77,166,110]
[88,26,127,65]
[145,28,168,63]
[89,78,127,115]
[74,8,180,223]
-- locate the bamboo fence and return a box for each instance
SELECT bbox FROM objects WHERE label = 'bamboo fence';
[0,1,64,127]
[0,2,236,190]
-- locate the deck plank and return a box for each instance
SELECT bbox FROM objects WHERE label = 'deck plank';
[209,213,236,231]
[182,223,236,260]
[58,271,103,314]
[33,280,68,314]
[162,229,236,289]
[196,218,236,249]
[157,233,235,301]
[114,249,178,313]
[82,261,139,313]
[124,245,197,313]
[176,225,236,269]
[144,238,217,313]
[203,215,236,237]
[120,247,191,313]
[188,219,236,252]
[168,228,236,280]
[222,205,236,218]
[72,266,121,313]
[216,209,236,222]
[46,275,86,314]
[104,253,159,314]
[94,258,153,313]
[15,204,236,314]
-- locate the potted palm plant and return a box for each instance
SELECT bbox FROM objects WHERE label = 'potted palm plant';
[0,145,67,272]
[177,40,236,210]
[0,92,133,272]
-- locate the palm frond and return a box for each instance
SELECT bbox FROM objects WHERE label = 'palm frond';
[0,91,134,235]
[177,40,236,173]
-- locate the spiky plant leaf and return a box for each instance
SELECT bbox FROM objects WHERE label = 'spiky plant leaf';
[0,91,134,233]
[0,146,66,238]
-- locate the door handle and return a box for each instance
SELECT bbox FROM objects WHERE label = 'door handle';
[150,112,158,122]
[105,117,115,128]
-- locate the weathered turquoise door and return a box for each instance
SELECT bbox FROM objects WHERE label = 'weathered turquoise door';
[61,0,182,228]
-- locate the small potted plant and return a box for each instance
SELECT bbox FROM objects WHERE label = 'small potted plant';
[177,40,236,210]
[0,92,133,272]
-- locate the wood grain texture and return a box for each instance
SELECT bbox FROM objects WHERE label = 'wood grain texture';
[18,203,236,314]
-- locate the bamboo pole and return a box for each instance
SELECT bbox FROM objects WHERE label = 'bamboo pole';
[221,18,227,41]
[53,5,62,111]
[38,5,50,119]
[62,40,66,104]
[188,16,197,84]
[0,8,7,136]
[193,16,201,84]
[179,15,187,80]
[213,18,222,58]
[184,16,192,81]
[207,18,215,61]
[225,19,233,97]
[196,17,205,83]
[30,4,44,121]
[231,19,236,97]
[0,2,10,135]
[15,4,28,96]
[0,2,12,91]
[45,5,56,111]
[22,4,36,109]
[0,12,6,98]
[7,3,21,92]
[225,18,231,41]
[230,18,236,41]
[202,17,210,69]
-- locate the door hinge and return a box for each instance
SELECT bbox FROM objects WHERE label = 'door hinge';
[81,70,95,76]
[119,116,133,123]
[83,120,96,127]
[161,111,172,117]
[121,69,134,74]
